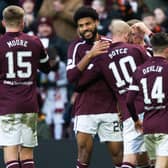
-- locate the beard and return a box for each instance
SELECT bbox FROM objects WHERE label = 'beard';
[79,28,98,44]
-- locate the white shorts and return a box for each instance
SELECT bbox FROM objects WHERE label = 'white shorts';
[144,133,168,160]
[123,113,146,154]
[74,113,123,142]
[0,113,38,147]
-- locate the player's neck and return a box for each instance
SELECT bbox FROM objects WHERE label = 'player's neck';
[154,53,166,58]
[139,41,146,47]
[112,36,126,43]
[6,27,21,33]
[95,34,100,41]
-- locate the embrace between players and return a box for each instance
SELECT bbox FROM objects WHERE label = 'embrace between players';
[67,6,168,168]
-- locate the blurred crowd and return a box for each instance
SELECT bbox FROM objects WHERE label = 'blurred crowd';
[1,0,168,141]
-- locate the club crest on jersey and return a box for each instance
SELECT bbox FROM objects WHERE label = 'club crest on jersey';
[87,64,94,70]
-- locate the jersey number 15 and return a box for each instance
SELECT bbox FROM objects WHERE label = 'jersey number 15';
[6,51,32,79]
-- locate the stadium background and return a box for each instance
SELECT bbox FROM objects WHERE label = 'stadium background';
[0,0,168,167]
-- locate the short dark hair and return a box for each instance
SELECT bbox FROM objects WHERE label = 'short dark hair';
[73,6,99,24]
[151,32,168,52]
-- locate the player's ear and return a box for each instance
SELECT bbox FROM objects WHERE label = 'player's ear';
[163,47,168,57]
[124,33,129,42]
[95,20,99,27]
[20,19,25,30]
[1,20,6,28]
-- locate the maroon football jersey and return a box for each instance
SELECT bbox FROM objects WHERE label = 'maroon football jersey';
[0,32,49,115]
[127,57,168,134]
[144,44,153,58]
[67,36,118,116]
[77,42,149,120]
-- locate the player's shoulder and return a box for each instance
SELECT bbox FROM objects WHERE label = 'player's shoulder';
[100,36,112,42]
[21,33,43,49]
[124,43,142,49]
[110,42,141,52]
[70,37,86,45]
[0,32,39,45]
[21,32,40,42]
[68,37,86,49]
[136,58,151,71]
[127,43,146,54]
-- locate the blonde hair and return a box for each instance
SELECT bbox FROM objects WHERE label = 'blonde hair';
[110,19,131,36]
[3,5,24,27]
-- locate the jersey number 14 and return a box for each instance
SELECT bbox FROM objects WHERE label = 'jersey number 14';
[141,76,165,104]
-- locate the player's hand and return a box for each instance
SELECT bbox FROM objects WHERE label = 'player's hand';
[118,111,123,122]
[88,40,110,59]
[135,119,143,133]
[116,104,123,122]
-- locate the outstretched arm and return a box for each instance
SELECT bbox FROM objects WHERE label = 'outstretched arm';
[67,40,110,83]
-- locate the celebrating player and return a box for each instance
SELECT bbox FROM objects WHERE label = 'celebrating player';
[67,7,123,168]
[76,19,151,168]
